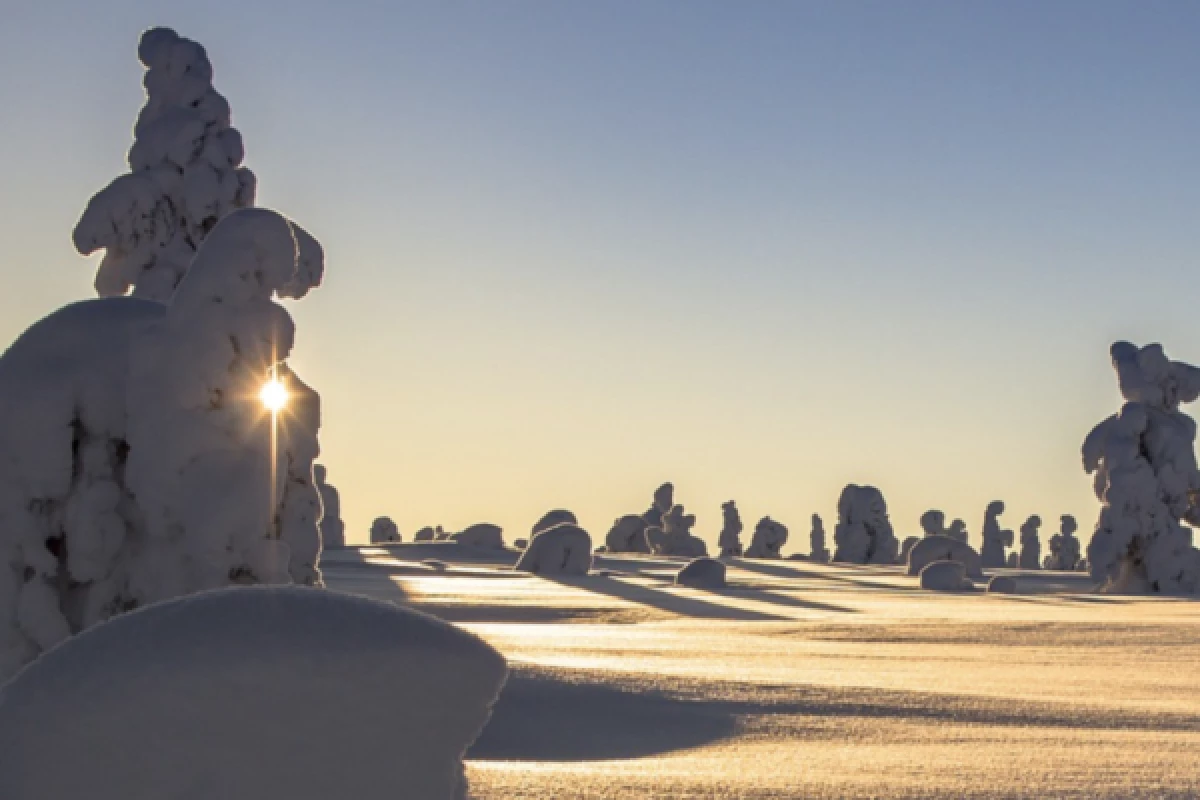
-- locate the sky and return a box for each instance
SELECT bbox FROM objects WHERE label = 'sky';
[2,1,1200,550]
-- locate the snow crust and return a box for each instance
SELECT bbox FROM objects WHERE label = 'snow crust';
[1019,515,1042,569]
[605,514,650,553]
[314,465,345,548]
[980,501,1013,568]
[717,501,743,557]
[675,557,727,588]
[452,523,505,549]
[809,514,830,562]
[907,535,985,581]
[1045,515,1082,571]
[833,485,899,564]
[745,516,788,559]
[919,560,974,591]
[514,524,592,575]
[370,516,401,543]
[0,586,506,800]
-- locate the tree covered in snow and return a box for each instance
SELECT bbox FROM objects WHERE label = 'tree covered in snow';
[745,516,788,559]
[919,510,949,538]
[980,501,1013,568]
[643,482,674,529]
[1018,515,1042,569]
[907,535,984,580]
[314,465,344,548]
[833,485,899,564]
[810,514,830,562]
[1045,515,1082,571]
[451,523,505,549]
[0,208,324,680]
[717,501,743,557]
[1083,342,1200,593]
[605,514,649,553]
[947,519,968,542]
[645,505,707,558]
[370,517,401,544]
[514,524,592,575]
[533,509,576,535]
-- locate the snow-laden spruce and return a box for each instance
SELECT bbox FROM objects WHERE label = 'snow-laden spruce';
[0,586,507,800]
[313,465,345,548]
[919,509,950,538]
[809,514,830,562]
[644,482,675,529]
[514,524,592,575]
[1083,342,1200,593]
[907,535,985,581]
[0,208,323,680]
[717,501,743,557]
[645,505,708,558]
[533,509,577,535]
[745,516,788,559]
[370,516,401,543]
[1019,515,1042,569]
[947,519,968,542]
[833,485,899,564]
[1045,515,1082,571]
[605,514,649,553]
[980,501,1013,568]
[676,557,727,588]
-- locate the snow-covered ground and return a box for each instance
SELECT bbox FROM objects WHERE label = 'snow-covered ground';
[326,545,1200,799]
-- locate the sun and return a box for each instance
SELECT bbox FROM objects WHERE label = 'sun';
[259,377,289,413]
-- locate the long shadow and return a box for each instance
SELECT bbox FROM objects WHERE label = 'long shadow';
[716,586,858,614]
[320,546,410,606]
[730,558,903,591]
[542,575,790,621]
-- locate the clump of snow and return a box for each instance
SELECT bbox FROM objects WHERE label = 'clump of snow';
[0,586,506,800]
[1083,342,1200,593]
[833,485,899,564]
[1019,515,1042,569]
[919,510,950,538]
[451,523,505,549]
[643,482,675,528]
[919,560,974,592]
[809,514,830,562]
[947,519,968,542]
[533,509,577,535]
[0,208,324,680]
[1045,515,1082,571]
[605,514,649,553]
[513,524,592,575]
[987,575,1018,594]
[675,557,727,589]
[370,516,401,544]
[645,505,708,558]
[980,501,1013,568]
[414,526,438,542]
[907,535,985,580]
[745,516,789,559]
[313,465,345,548]
[717,501,743,557]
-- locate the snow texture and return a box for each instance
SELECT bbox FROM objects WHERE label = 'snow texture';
[643,482,675,529]
[0,207,324,681]
[717,501,743,557]
[452,524,506,549]
[605,514,650,554]
[809,514,830,563]
[907,535,985,581]
[533,510,577,535]
[370,516,401,544]
[919,560,974,592]
[513,524,592,575]
[1083,342,1200,593]
[833,485,900,564]
[1045,515,1082,571]
[980,501,1013,568]
[645,506,708,558]
[745,516,789,559]
[1019,516,1042,570]
[987,575,1017,594]
[0,586,506,800]
[675,557,727,589]
[313,465,344,548]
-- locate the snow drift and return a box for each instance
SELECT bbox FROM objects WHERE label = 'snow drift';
[514,524,592,575]
[675,557,726,589]
[833,485,899,564]
[717,501,743,557]
[980,501,1013,568]
[314,465,345,548]
[745,516,788,559]
[907,535,985,581]
[0,586,507,800]
[370,516,401,543]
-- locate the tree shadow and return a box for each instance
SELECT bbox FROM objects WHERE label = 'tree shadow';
[716,586,858,614]
[320,546,409,606]
[542,575,790,621]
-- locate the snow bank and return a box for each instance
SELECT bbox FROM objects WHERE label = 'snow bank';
[675,557,727,589]
[980,501,1013,568]
[907,535,985,580]
[1019,516,1042,569]
[645,505,708,558]
[919,560,973,592]
[533,509,577,535]
[370,516,401,543]
[1083,342,1200,593]
[513,524,592,575]
[833,485,899,564]
[745,516,789,559]
[987,575,1017,594]
[0,208,324,680]
[314,465,345,548]
[809,514,830,562]
[605,514,649,553]
[717,501,744,557]
[452,523,505,549]
[0,586,506,800]
[1045,515,1082,571]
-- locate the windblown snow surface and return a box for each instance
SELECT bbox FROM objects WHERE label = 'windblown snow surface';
[325,544,1200,799]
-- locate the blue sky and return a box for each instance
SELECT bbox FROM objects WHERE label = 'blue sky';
[2,1,1199,547]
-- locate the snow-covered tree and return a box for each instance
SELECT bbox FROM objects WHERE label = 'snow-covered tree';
[1018,515,1042,569]
[809,514,830,562]
[451,523,505,549]
[314,465,345,548]
[533,509,576,535]
[1044,515,1082,571]
[643,482,674,528]
[514,524,592,575]
[834,485,899,564]
[919,510,949,538]
[947,519,968,542]
[370,517,401,544]
[645,505,707,557]
[1083,342,1200,593]
[980,500,1013,568]
[745,516,788,559]
[717,501,743,557]
[605,514,649,553]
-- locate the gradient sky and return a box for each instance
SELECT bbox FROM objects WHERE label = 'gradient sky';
[3,1,1200,550]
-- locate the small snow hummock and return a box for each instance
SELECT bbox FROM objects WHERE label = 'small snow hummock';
[451,523,505,549]
[0,208,324,681]
[1019,515,1042,569]
[745,516,789,559]
[513,524,593,575]
[809,514,831,563]
[313,465,345,548]
[1083,342,1200,594]
[833,485,899,564]
[643,482,675,529]
[1044,515,1082,571]
[675,557,727,589]
[987,575,1018,594]
[533,509,577,535]
[645,505,708,558]
[717,501,744,557]
[0,586,507,800]
[919,560,974,592]
[980,501,1013,568]
[370,516,401,544]
[907,535,985,581]
[605,514,650,553]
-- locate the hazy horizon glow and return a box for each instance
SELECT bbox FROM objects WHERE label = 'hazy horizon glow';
[4,1,1200,549]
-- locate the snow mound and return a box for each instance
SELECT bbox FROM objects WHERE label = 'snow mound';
[675,557,727,589]
[833,485,899,564]
[1019,515,1042,569]
[1045,515,1082,571]
[919,560,974,592]
[370,516,401,543]
[717,501,744,557]
[809,514,830,562]
[533,509,577,535]
[514,524,592,575]
[605,514,650,553]
[451,524,505,549]
[745,516,788,559]
[987,575,1017,594]
[0,586,507,800]
[980,501,1013,568]
[907,535,985,580]
[314,465,345,548]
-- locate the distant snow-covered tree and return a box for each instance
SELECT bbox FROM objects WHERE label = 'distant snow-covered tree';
[370,517,401,544]
[834,485,899,564]
[717,501,743,557]
[1044,515,1082,571]
[645,505,707,557]
[533,509,577,535]
[947,519,968,542]
[1018,516,1042,569]
[919,510,949,538]
[314,465,345,548]
[605,514,649,553]
[980,501,1013,568]
[745,516,788,559]
[809,514,830,562]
